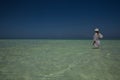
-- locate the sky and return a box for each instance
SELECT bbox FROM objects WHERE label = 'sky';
[0,0,120,39]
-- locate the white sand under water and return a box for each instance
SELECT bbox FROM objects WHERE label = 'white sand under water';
[0,39,120,80]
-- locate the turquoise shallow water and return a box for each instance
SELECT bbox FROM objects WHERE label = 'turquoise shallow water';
[0,39,120,80]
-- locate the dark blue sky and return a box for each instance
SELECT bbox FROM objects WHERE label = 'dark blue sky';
[0,0,120,39]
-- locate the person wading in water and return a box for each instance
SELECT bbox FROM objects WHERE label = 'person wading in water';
[93,28,103,48]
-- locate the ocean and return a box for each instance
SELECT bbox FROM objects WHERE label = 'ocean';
[0,39,120,80]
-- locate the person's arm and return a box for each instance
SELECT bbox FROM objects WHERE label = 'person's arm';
[93,33,97,45]
[99,33,103,38]
[93,41,96,45]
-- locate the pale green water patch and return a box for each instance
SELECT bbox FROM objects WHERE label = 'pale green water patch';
[0,40,120,80]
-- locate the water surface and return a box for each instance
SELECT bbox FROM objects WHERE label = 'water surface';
[0,39,120,80]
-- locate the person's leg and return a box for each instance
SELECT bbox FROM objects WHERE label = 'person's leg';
[97,40,100,47]
[94,40,100,48]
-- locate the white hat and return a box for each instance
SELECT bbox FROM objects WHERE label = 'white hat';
[94,28,99,31]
